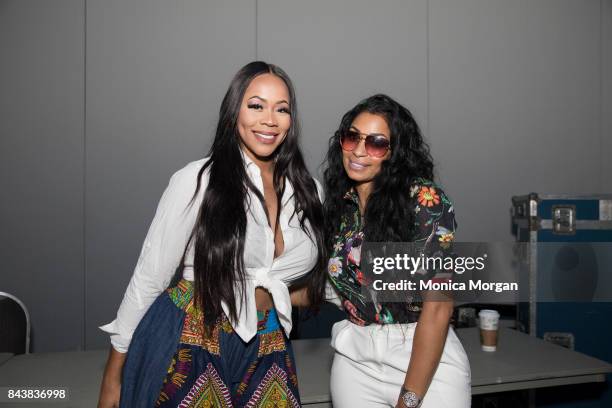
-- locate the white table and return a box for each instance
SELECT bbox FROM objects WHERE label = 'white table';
[461,327,612,395]
[0,353,13,367]
[0,328,611,407]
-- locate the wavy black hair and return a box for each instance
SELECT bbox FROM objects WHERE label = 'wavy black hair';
[323,94,435,244]
[188,61,327,328]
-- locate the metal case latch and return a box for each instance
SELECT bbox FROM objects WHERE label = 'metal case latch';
[552,205,576,234]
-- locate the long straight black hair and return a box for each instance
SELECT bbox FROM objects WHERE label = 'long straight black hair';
[189,61,327,328]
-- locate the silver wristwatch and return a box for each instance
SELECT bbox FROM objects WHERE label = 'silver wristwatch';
[400,386,422,408]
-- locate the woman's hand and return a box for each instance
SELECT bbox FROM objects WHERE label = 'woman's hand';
[97,346,126,408]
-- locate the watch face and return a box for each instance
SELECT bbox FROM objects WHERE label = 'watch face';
[402,391,420,407]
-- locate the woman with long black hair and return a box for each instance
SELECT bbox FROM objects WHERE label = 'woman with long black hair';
[97,61,327,408]
[323,94,471,407]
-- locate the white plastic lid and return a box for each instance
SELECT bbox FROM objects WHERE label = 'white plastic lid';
[478,309,500,317]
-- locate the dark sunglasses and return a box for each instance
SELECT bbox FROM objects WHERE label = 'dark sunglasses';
[340,129,391,158]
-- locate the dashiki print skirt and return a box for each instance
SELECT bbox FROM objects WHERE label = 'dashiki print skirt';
[119,279,301,408]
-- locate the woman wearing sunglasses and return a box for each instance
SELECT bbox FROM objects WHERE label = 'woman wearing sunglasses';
[97,61,327,408]
[322,94,471,407]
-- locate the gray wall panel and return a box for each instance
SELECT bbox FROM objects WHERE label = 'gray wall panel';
[0,0,85,352]
[85,0,256,349]
[429,0,602,241]
[257,0,428,177]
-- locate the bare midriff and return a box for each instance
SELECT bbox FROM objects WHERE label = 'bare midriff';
[255,287,274,311]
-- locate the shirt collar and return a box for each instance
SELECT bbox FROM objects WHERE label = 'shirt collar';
[240,147,260,175]
[239,147,294,206]
[343,188,360,206]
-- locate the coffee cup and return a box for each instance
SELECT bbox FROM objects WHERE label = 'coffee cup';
[478,309,500,352]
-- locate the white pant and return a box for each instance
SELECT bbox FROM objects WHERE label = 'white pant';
[330,319,471,408]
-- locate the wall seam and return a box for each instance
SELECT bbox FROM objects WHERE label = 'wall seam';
[255,0,258,60]
[426,0,432,177]
[83,0,88,351]
[600,0,604,193]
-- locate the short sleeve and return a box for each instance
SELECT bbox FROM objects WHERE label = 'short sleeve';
[410,181,457,283]
[99,159,208,353]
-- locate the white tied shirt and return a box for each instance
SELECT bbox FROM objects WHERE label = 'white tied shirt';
[100,154,324,353]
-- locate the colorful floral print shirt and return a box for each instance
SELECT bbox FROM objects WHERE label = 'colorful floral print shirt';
[327,179,457,326]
